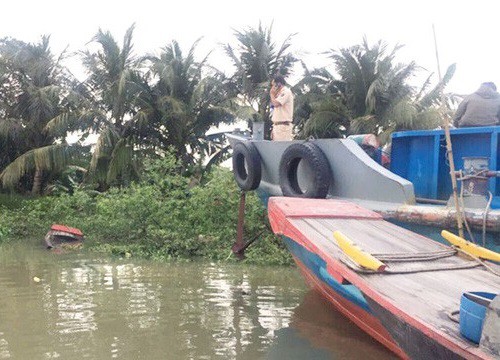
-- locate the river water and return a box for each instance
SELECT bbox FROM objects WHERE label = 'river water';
[0,241,395,359]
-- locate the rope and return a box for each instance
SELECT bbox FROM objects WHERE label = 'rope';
[456,169,489,181]
[483,192,493,247]
[455,246,500,277]
[372,249,456,262]
[479,258,500,277]
[448,310,460,323]
[339,254,482,274]
[456,170,493,247]
[340,246,500,276]
[459,170,477,244]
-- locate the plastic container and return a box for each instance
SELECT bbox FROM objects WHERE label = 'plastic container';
[459,292,497,343]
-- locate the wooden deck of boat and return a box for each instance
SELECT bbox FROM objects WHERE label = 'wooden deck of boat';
[269,198,499,349]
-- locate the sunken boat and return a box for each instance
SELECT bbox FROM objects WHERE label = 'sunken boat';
[45,224,84,249]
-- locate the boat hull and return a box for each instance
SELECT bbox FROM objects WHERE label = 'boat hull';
[44,225,84,249]
[282,236,408,358]
[269,197,497,360]
[283,234,490,360]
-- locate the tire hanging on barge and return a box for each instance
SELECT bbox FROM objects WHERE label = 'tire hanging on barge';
[232,141,262,191]
[279,142,332,198]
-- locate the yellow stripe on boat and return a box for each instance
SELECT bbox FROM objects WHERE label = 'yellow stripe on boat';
[441,230,500,262]
[333,231,387,272]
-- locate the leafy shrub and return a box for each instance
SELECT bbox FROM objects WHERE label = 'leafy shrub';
[0,223,11,243]
[0,157,292,265]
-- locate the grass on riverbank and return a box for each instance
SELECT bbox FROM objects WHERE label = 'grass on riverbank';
[0,159,292,265]
[0,193,29,209]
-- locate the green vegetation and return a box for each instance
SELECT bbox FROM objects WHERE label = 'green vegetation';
[294,38,456,143]
[0,23,457,264]
[0,156,292,265]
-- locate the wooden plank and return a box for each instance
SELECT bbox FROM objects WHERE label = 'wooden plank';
[286,215,499,346]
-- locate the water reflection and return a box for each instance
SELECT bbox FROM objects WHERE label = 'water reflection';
[0,242,394,359]
[267,290,396,359]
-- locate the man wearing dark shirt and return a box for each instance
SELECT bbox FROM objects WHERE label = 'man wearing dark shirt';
[453,82,500,127]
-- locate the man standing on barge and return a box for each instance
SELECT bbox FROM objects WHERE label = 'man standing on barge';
[270,75,294,140]
[453,82,500,127]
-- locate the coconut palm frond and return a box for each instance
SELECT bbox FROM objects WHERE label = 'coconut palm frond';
[0,118,23,140]
[412,109,442,130]
[350,115,377,135]
[415,73,434,102]
[386,99,418,129]
[158,95,185,114]
[302,111,348,139]
[231,103,258,121]
[187,37,205,67]
[121,24,136,66]
[419,63,456,108]
[193,107,234,135]
[366,77,386,113]
[0,144,69,188]
[44,112,71,135]
[89,126,119,174]
[92,29,121,65]
[106,138,134,183]
[442,63,456,85]
[117,68,131,101]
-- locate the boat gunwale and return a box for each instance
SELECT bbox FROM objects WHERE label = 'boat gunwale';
[268,197,495,360]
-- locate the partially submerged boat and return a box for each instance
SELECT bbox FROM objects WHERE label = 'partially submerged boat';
[268,197,499,359]
[45,224,84,249]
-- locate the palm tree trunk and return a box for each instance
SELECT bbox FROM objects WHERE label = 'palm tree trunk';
[32,168,43,195]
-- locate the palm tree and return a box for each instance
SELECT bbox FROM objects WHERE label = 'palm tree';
[0,36,77,194]
[224,23,297,138]
[82,28,233,186]
[138,39,234,168]
[80,25,144,187]
[331,37,456,143]
[295,38,456,143]
[293,63,350,138]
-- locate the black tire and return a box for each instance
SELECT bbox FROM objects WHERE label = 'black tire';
[232,142,262,191]
[279,142,332,198]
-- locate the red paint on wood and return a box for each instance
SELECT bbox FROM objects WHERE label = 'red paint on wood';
[268,197,382,220]
[269,197,491,360]
[326,263,348,284]
[50,224,83,236]
[293,257,409,359]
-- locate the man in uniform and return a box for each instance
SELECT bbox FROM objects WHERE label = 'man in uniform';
[270,75,294,140]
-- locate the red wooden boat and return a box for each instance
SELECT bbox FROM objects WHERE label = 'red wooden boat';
[268,197,499,359]
[45,224,84,249]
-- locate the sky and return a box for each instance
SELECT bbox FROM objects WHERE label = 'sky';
[1,0,499,96]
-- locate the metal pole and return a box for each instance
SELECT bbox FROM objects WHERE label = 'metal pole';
[232,191,246,259]
[433,24,465,238]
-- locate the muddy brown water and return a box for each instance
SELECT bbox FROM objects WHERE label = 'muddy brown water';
[0,241,395,359]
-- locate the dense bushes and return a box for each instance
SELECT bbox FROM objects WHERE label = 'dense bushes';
[0,158,292,265]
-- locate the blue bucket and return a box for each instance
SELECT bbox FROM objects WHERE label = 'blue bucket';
[459,292,497,343]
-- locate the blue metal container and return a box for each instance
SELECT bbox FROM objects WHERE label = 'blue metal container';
[391,126,500,206]
[459,292,497,343]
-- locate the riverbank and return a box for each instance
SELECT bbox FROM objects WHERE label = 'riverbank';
[0,164,292,265]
